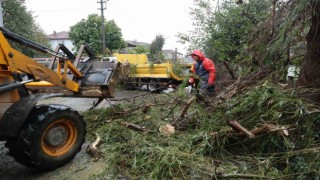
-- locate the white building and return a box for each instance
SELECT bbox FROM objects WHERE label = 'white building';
[46,31,75,52]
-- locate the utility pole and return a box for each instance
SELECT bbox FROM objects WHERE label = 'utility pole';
[174,48,178,62]
[97,0,107,56]
[0,0,4,28]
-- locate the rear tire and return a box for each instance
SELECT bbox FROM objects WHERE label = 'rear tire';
[6,104,86,170]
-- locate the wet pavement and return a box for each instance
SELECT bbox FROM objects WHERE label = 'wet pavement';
[38,90,146,112]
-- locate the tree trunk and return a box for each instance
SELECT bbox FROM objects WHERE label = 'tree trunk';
[270,0,277,37]
[299,1,320,86]
[298,1,320,101]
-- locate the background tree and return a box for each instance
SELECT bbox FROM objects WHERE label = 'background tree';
[298,0,320,100]
[210,1,270,64]
[242,0,317,86]
[69,14,126,56]
[127,45,149,54]
[149,35,165,62]
[178,0,270,66]
[177,0,213,56]
[3,0,49,57]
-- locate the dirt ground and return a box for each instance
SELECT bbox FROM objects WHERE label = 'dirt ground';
[0,89,147,180]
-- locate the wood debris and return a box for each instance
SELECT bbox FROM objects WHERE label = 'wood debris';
[120,121,146,131]
[86,133,103,160]
[175,96,196,121]
[227,120,255,138]
[159,124,175,135]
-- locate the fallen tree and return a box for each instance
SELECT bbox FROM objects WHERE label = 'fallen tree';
[82,81,320,179]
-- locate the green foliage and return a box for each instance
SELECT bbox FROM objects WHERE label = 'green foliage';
[149,35,165,62]
[180,0,270,64]
[177,0,213,54]
[211,0,270,62]
[249,0,310,70]
[127,45,150,54]
[82,83,320,178]
[172,63,188,78]
[105,20,127,53]
[69,14,126,55]
[179,0,317,85]
[3,0,50,57]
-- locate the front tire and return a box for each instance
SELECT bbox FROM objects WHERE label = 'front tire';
[6,104,86,170]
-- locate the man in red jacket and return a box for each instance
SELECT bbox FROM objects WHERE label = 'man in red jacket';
[189,50,216,95]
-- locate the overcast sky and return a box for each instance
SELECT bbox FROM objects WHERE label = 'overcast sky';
[25,0,194,55]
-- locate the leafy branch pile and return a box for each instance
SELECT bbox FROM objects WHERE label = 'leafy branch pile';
[83,82,320,179]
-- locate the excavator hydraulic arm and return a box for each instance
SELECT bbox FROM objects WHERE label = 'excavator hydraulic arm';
[0,28,82,92]
[0,27,124,138]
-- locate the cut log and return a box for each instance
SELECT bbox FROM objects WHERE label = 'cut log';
[227,120,255,138]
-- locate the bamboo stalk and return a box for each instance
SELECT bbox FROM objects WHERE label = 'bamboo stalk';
[176,96,196,121]
[216,173,271,179]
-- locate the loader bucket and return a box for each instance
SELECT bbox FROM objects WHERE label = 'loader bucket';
[25,44,129,98]
[77,59,123,98]
[26,58,128,98]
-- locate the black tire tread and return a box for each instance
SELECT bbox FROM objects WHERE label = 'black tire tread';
[6,104,86,170]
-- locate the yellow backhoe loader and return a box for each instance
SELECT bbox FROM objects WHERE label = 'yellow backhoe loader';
[0,28,124,170]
